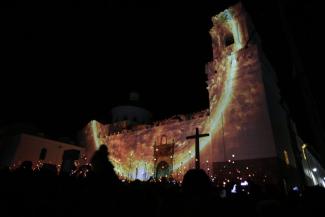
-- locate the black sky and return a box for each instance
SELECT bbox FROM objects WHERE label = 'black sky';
[1,0,324,144]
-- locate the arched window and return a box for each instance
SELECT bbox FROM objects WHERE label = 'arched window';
[39,148,47,160]
[161,135,167,145]
[224,34,234,47]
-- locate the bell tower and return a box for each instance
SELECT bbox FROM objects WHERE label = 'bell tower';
[206,3,255,118]
[205,3,283,185]
[209,2,253,61]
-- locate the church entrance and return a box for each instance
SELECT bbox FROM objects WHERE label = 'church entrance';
[156,161,170,179]
[153,136,175,179]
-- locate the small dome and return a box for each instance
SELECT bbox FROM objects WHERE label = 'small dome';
[111,105,152,124]
[129,92,140,102]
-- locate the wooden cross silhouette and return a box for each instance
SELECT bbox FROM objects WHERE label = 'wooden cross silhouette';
[186,128,209,169]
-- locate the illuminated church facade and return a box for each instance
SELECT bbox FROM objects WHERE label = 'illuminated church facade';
[80,3,301,187]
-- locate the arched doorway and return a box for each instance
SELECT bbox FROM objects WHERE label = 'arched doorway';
[39,148,47,160]
[156,161,170,179]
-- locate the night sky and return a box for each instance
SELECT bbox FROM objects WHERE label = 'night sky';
[1,0,324,144]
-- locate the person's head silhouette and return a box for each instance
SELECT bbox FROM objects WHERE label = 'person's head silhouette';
[182,169,212,196]
[99,144,109,155]
[20,161,33,170]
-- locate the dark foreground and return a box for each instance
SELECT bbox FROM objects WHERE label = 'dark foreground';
[0,165,324,217]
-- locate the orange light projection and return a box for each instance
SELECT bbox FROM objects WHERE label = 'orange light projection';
[81,3,277,181]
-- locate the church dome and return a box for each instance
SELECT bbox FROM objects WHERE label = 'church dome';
[110,92,152,125]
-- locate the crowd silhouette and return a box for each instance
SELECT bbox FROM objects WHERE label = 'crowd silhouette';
[0,144,324,217]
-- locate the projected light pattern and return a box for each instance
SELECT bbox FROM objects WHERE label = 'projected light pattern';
[81,3,277,181]
[209,53,238,149]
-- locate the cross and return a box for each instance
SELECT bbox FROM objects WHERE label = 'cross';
[186,128,209,169]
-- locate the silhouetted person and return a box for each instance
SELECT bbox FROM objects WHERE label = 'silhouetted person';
[15,160,33,177]
[90,144,119,184]
[88,145,121,216]
[0,165,10,178]
[182,169,212,196]
[147,176,154,183]
[160,176,168,185]
[181,170,218,216]
[37,163,58,177]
